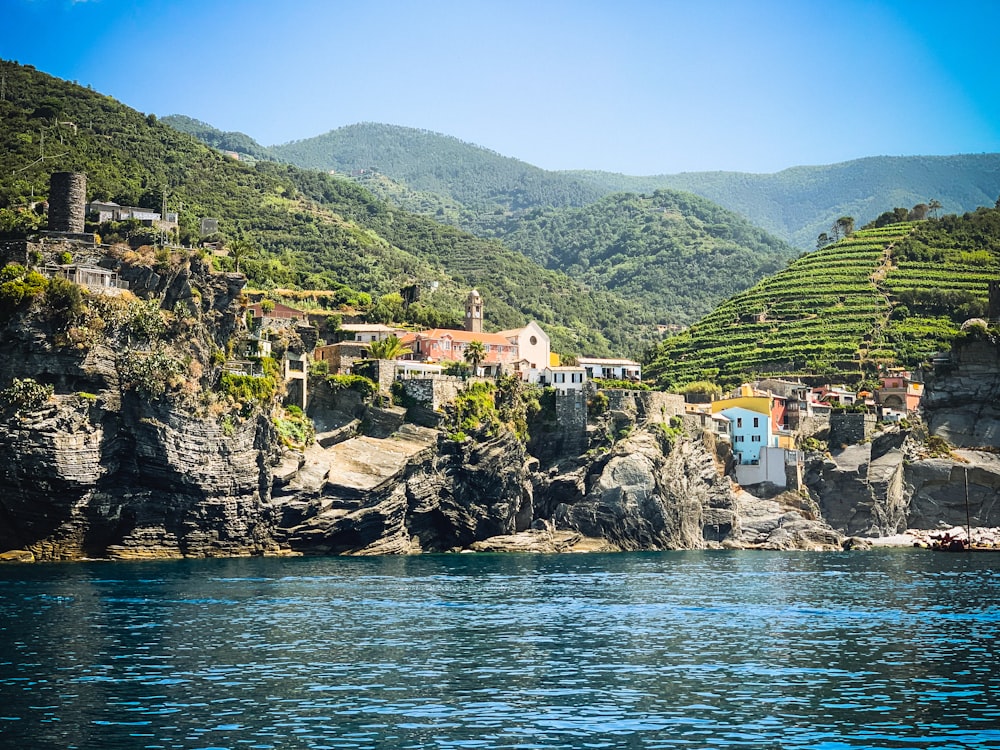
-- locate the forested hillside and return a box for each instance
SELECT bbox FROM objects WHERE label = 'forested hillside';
[0,61,647,356]
[646,208,1000,388]
[160,115,276,163]
[263,122,1000,251]
[495,190,797,325]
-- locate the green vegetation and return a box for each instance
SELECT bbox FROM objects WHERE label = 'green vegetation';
[494,190,798,326]
[273,405,315,449]
[261,122,1000,252]
[368,334,409,360]
[0,61,641,357]
[1,377,54,413]
[648,207,1000,388]
[446,376,533,441]
[325,374,377,399]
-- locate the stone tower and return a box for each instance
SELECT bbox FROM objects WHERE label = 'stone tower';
[465,289,483,333]
[48,172,87,234]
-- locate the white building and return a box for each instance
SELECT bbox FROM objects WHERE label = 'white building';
[338,323,408,343]
[578,356,642,381]
[498,321,551,383]
[540,365,586,395]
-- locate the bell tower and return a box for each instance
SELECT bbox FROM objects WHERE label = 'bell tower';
[465,289,483,333]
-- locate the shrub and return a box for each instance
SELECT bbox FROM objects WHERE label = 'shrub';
[218,372,276,404]
[326,374,377,399]
[1,377,54,412]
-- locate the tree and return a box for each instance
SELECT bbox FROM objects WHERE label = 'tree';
[227,237,257,274]
[464,339,486,375]
[368,334,410,360]
[909,203,929,221]
[816,232,831,250]
[835,216,855,238]
[928,199,942,218]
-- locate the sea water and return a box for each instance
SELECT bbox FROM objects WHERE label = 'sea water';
[1,550,998,749]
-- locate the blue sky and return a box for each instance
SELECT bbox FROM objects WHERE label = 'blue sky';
[3,0,998,174]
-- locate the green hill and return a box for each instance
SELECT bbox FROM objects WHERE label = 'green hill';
[494,190,798,326]
[646,210,1000,389]
[567,155,1000,249]
[266,122,1000,250]
[160,114,276,163]
[0,61,645,356]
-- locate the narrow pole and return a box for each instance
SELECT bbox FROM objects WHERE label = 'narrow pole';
[965,467,973,550]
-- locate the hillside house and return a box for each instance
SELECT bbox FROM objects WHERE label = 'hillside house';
[337,323,408,343]
[313,341,370,374]
[46,264,128,295]
[578,357,642,381]
[877,371,923,413]
[248,302,307,330]
[539,365,586,395]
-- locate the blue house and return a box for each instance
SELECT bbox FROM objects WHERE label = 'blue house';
[719,406,776,465]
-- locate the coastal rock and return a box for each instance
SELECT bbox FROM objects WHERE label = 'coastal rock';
[905,451,1000,529]
[732,490,844,550]
[803,430,908,537]
[0,393,279,561]
[543,429,732,550]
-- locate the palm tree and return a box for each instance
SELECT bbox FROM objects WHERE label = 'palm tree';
[928,199,942,219]
[227,237,257,274]
[368,335,410,360]
[464,340,486,375]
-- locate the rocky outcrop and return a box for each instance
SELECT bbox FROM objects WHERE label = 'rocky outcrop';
[0,393,280,561]
[534,430,730,550]
[803,429,909,537]
[922,337,1000,449]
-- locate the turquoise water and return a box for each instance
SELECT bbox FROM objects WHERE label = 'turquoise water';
[1,550,999,749]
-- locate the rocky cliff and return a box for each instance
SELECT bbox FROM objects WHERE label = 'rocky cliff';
[4,269,1000,561]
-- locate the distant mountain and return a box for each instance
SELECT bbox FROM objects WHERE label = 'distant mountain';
[177,121,800,330]
[268,123,1000,249]
[566,155,1000,249]
[161,114,275,163]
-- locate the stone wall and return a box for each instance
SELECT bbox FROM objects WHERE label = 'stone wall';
[398,376,464,411]
[555,392,588,456]
[829,413,877,446]
[603,390,684,424]
[354,359,396,396]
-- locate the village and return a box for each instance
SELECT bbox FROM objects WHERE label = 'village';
[2,173,928,496]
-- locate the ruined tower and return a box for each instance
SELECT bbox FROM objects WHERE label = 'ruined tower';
[48,172,86,234]
[464,289,483,333]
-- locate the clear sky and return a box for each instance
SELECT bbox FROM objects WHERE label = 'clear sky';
[3,0,998,175]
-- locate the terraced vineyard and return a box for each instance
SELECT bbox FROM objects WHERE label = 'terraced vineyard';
[647,212,1000,388]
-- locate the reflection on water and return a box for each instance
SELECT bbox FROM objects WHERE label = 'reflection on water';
[2,550,999,749]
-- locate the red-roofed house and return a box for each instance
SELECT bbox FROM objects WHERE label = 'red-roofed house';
[400,328,519,376]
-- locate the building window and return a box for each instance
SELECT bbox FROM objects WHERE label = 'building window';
[751,435,760,442]
[753,417,759,428]
[737,418,743,428]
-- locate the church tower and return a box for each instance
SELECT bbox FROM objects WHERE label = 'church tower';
[465,289,483,333]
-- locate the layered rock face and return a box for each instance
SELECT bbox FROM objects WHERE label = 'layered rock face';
[0,393,279,561]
